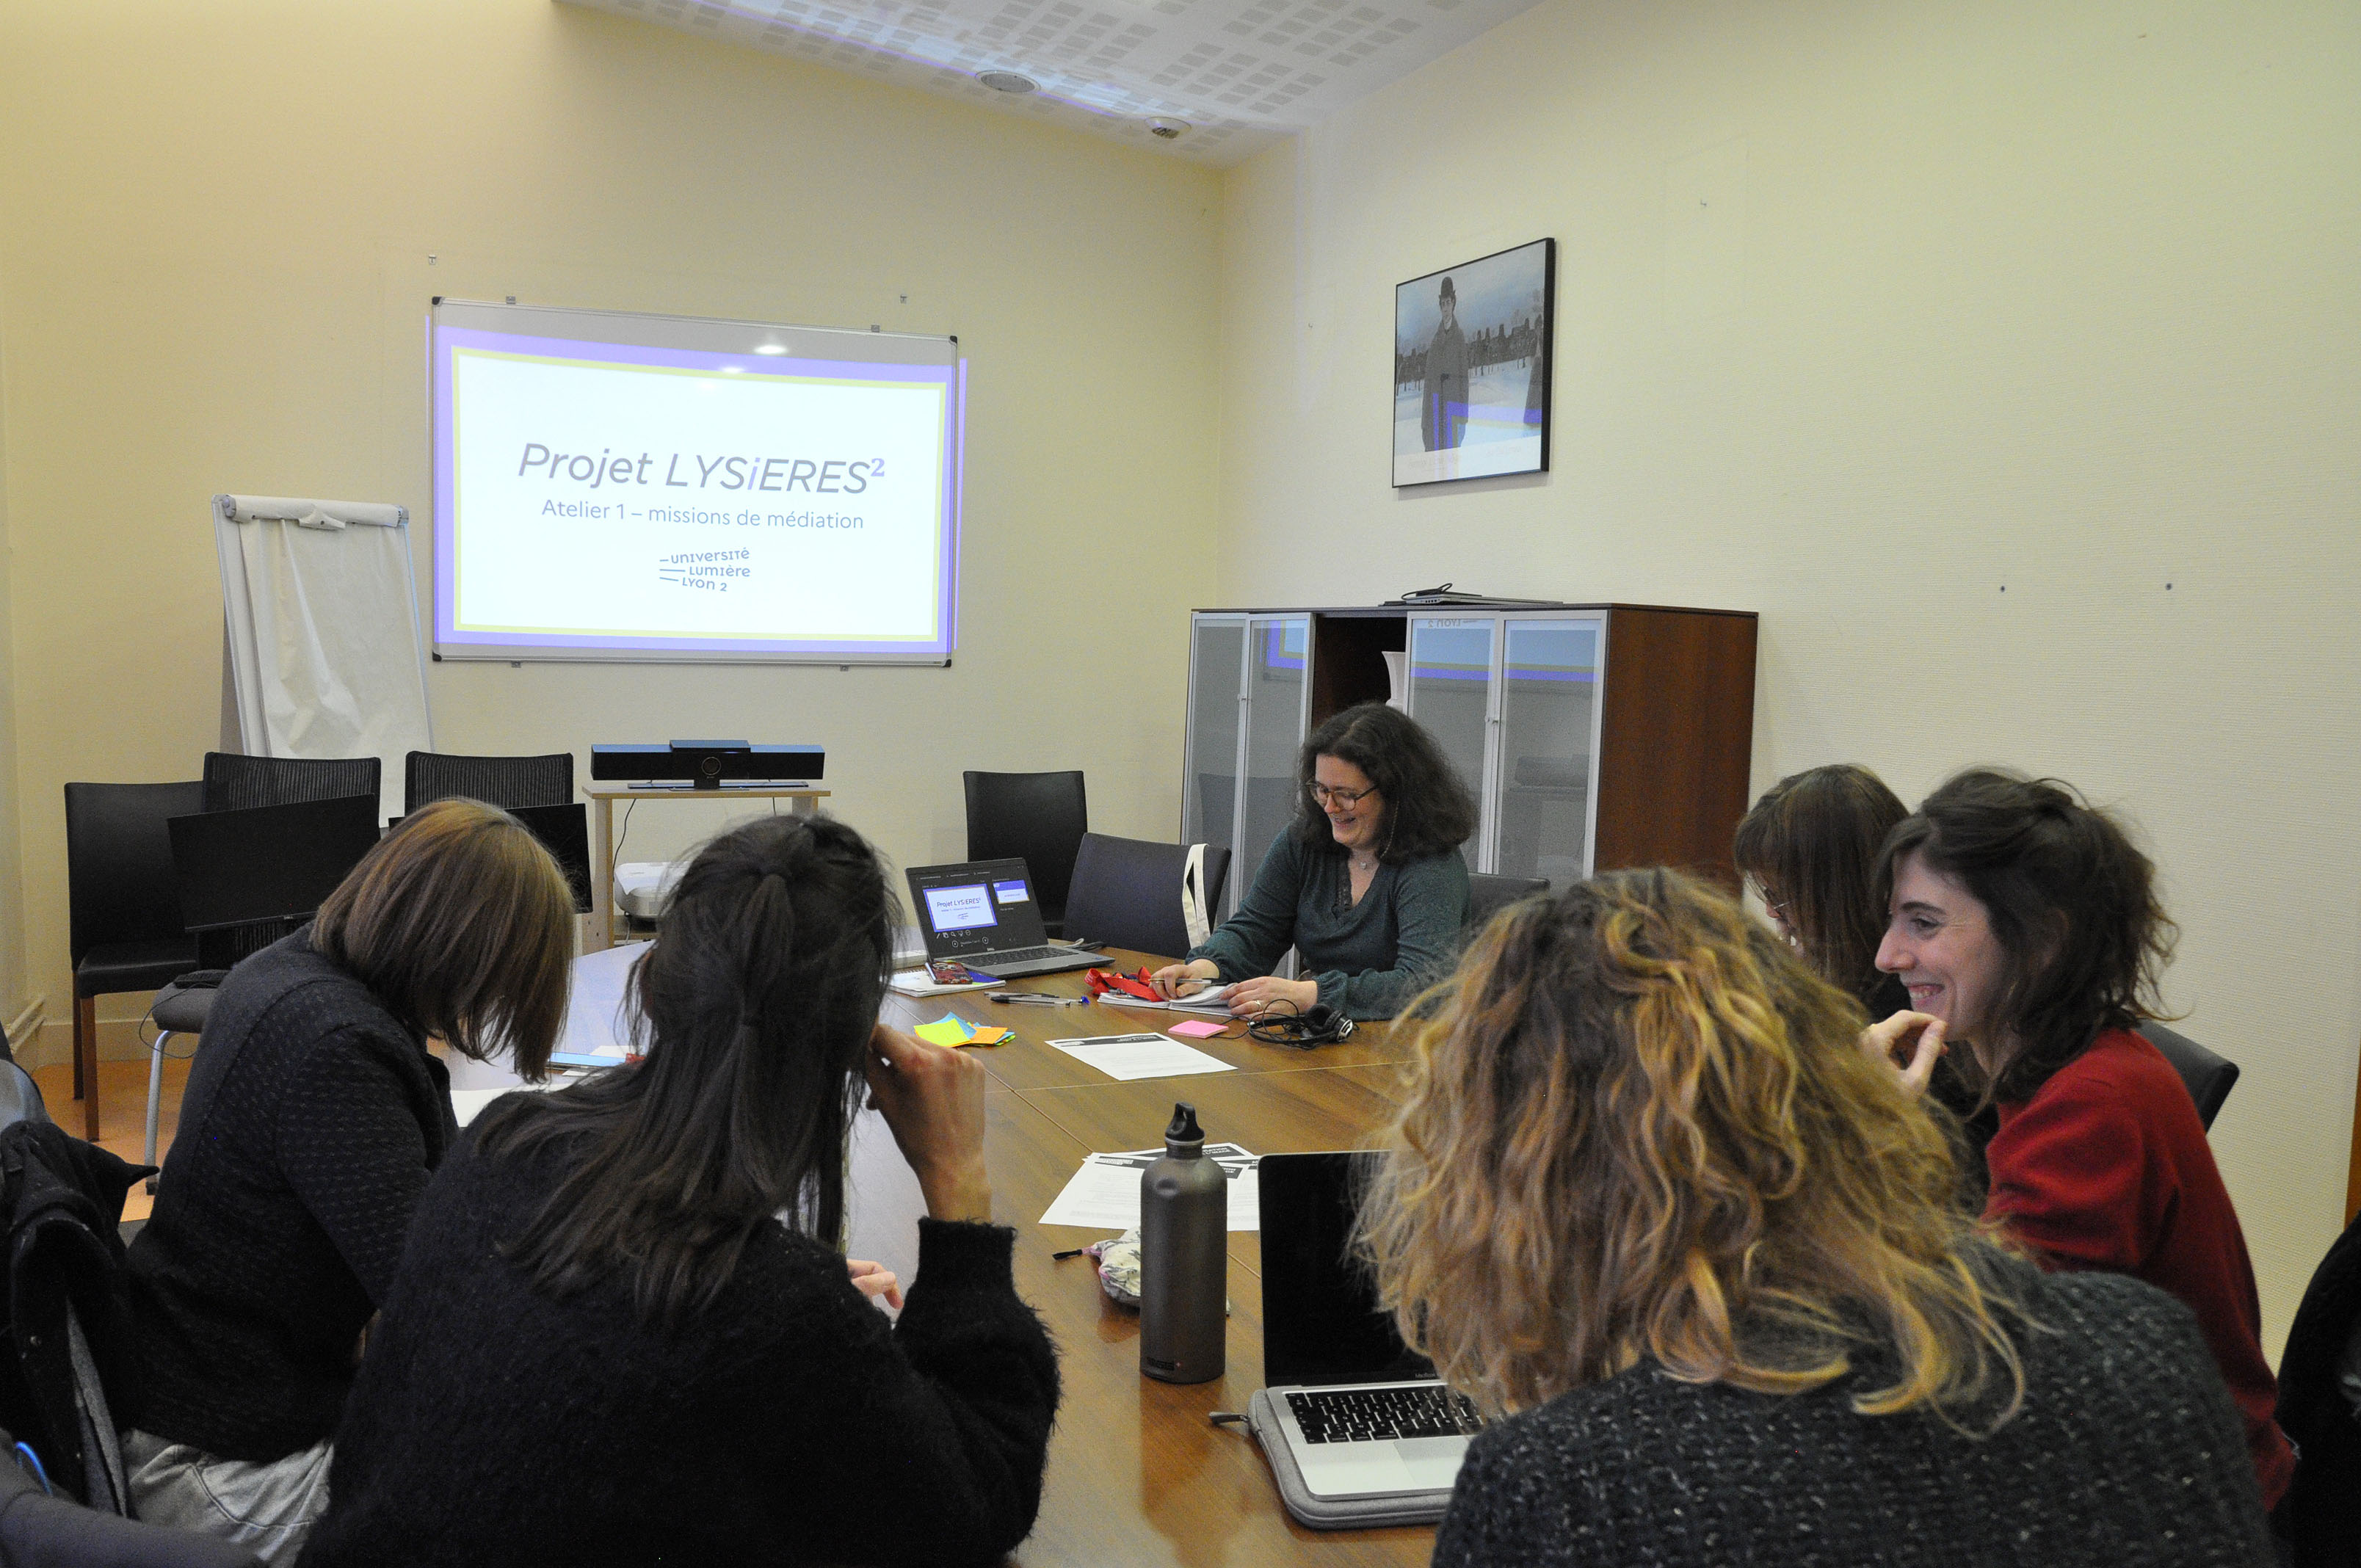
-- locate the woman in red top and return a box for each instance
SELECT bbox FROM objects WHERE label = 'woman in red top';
[1863,768,2293,1513]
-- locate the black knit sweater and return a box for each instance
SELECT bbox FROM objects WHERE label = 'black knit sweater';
[298,1120,1062,1568]
[1432,1266,2273,1567]
[126,930,455,1459]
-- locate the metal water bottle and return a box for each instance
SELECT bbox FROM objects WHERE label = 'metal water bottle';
[1140,1101,1227,1384]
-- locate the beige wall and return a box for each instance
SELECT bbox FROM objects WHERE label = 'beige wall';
[1217,0,2361,1350]
[0,313,28,1045]
[0,1,1221,1063]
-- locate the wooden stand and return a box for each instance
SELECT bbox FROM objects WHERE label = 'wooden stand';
[582,783,830,951]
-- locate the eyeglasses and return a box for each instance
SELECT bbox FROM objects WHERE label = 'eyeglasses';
[1308,783,1378,807]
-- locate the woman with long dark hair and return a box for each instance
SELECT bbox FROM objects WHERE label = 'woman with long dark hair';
[1865,769,2293,1514]
[299,815,1060,1568]
[1360,868,2271,1566]
[1736,763,1997,1177]
[126,799,577,1562]
[1150,702,1475,1019]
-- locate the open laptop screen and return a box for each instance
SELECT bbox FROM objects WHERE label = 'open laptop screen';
[906,860,1049,957]
[1258,1152,1437,1388]
[169,795,383,932]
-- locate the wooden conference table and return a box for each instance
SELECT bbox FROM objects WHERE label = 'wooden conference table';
[851,950,1437,1568]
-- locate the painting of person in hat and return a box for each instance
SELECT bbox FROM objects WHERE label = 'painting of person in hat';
[1420,275,1470,451]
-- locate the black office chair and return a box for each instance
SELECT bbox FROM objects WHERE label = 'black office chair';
[1061,834,1232,960]
[63,781,205,1143]
[2272,1206,2361,1566]
[1465,872,1548,935]
[963,771,1088,937]
[198,752,381,966]
[2136,1023,2239,1130]
[404,750,573,813]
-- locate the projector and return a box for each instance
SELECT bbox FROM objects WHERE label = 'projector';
[590,741,826,790]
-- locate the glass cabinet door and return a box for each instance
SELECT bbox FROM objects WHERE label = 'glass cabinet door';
[1237,616,1310,893]
[1405,617,1497,868]
[1182,618,1247,874]
[1495,617,1603,888]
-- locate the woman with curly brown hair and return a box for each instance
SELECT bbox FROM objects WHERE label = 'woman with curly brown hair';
[1868,768,2294,1514]
[1358,868,2270,1567]
[1152,702,1473,1020]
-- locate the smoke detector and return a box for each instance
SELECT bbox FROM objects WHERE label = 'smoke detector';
[978,70,1039,94]
[1145,118,1190,140]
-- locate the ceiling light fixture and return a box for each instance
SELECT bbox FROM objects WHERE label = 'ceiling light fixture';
[753,344,788,355]
[978,70,1038,94]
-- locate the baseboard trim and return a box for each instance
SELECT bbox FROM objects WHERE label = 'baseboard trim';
[21,1009,159,1072]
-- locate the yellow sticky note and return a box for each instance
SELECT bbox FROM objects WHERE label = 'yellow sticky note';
[913,1017,972,1048]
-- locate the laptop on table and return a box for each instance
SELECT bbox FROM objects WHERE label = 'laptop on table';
[904,859,1102,978]
[1252,1151,1484,1525]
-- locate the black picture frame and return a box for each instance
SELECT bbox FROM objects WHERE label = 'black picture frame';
[1393,237,1554,487]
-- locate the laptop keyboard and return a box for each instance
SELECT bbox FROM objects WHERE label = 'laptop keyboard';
[973,946,1071,966]
[1286,1386,1484,1444]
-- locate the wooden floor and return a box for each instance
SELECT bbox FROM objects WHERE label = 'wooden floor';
[29,1054,193,1223]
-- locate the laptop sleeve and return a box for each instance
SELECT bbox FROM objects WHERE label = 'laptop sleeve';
[1243,1387,1455,1530]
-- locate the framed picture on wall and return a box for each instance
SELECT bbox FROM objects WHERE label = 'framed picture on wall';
[1393,237,1554,487]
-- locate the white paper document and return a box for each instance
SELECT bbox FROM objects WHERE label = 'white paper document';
[1045,1032,1236,1082]
[888,969,1007,997]
[1092,984,1236,1015]
[1038,1143,1261,1232]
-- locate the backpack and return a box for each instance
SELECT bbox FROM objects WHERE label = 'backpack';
[0,1122,152,1511]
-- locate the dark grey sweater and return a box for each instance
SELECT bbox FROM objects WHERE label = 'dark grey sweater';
[1433,1266,2273,1567]
[127,929,455,1459]
[1189,829,1469,1018]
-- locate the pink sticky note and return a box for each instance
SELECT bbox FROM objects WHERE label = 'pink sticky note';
[1167,1019,1225,1039]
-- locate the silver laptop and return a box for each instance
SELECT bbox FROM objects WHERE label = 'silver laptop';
[1258,1152,1484,1502]
[904,859,1102,978]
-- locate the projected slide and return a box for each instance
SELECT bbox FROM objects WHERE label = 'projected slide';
[431,302,962,664]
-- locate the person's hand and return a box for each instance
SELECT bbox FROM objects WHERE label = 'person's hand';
[1225,976,1321,1017]
[1150,959,1220,999]
[864,1024,993,1222]
[846,1258,904,1310]
[1860,1010,1947,1099]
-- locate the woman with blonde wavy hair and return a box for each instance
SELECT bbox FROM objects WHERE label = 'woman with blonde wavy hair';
[1360,868,2270,1567]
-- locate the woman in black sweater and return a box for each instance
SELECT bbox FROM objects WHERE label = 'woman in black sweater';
[124,799,575,1564]
[1357,869,2273,1567]
[300,814,1060,1568]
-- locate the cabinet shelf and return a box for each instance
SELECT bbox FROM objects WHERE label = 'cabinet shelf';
[1183,603,1757,915]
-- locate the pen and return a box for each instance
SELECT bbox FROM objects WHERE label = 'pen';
[990,992,1088,1006]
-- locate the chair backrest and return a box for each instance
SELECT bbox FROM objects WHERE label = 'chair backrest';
[200,752,380,813]
[62,782,206,967]
[1062,834,1233,960]
[962,771,1088,932]
[2136,1023,2239,1130]
[1465,872,1548,934]
[404,751,574,813]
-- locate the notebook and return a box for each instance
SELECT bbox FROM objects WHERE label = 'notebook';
[1252,1152,1483,1521]
[903,859,1101,977]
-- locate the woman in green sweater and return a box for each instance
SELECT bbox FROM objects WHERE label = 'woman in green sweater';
[1151,703,1473,1020]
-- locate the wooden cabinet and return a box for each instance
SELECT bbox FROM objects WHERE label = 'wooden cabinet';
[1184,603,1757,914]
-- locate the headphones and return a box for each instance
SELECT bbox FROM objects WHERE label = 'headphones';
[1247,1003,1356,1050]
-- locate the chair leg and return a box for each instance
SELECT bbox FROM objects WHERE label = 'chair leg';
[145,1030,171,1192]
[74,995,100,1142]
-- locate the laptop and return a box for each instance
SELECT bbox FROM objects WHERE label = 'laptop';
[168,794,384,932]
[904,859,1102,977]
[1258,1151,1484,1506]
[508,802,593,915]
